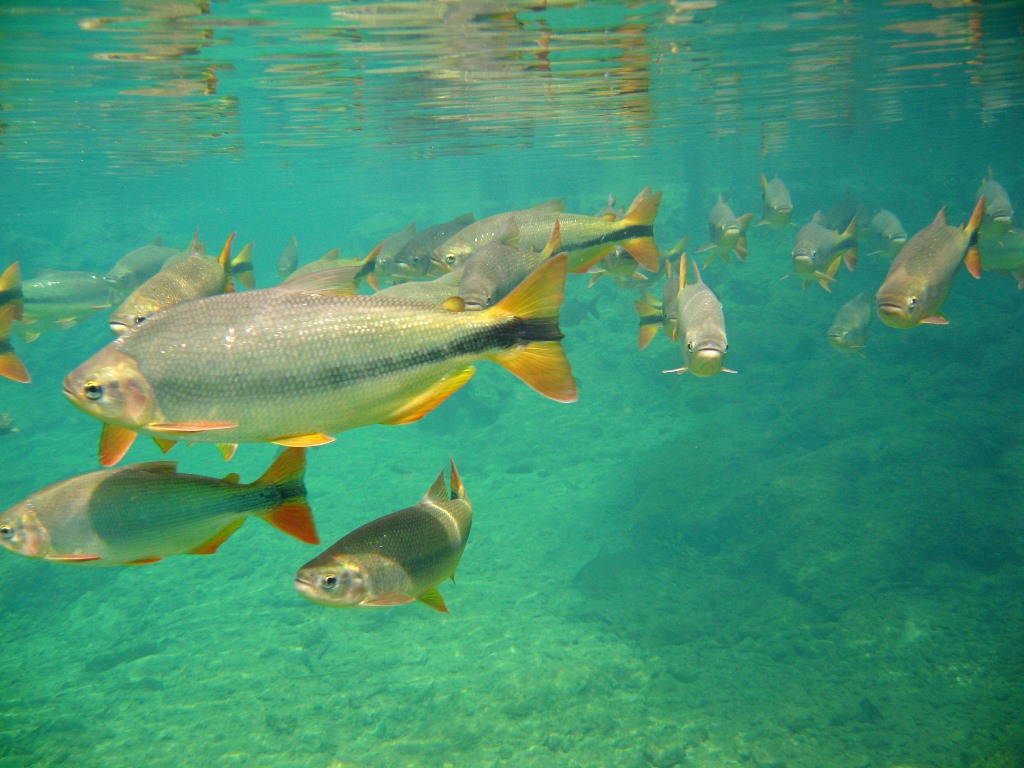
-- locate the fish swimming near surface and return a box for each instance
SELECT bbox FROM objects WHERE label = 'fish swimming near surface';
[278,235,299,278]
[868,209,907,258]
[64,254,578,466]
[458,218,561,310]
[376,213,475,284]
[790,212,858,292]
[294,459,470,612]
[0,447,317,566]
[107,235,197,289]
[664,254,734,377]
[827,293,872,355]
[695,194,754,267]
[977,170,1014,237]
[433,187,661,275]
[875,197,984,328]
[109,233,253,335]
[757,174,793,229]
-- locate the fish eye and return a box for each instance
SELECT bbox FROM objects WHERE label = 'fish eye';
[134,315,146,325]
[687,341,693,351]
[444,253,457,265]
[908,296,917,310]
[321,573,338,590]
[83,381,104,401]
[0,524,13,540]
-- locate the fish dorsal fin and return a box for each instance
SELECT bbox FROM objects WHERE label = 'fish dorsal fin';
[133,461,179,474]
[526,198,564,215]
[539,220,562,259]
[718,193,727,203]
[322,247,341,262]
[933,206,948,226]
[677,254,689,294]
[691,256,704,285]
[423,468,450,504]
[186,227,202,256]
[811,210,826,225]
[449,458,466,501]
[495,216,521,247]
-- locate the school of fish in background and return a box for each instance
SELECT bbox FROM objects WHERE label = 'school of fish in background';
[0,169,1017,612]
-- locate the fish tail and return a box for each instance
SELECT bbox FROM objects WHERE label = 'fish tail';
[634,291,662,350]
[231,241,255,290]
[617,189,662,272]
[964,195,985,279]
[488,253,578,403]
[0,262,25,323]
[255,447,319,544]
[0,312,30,384]
[358,242,383,291]
[217,232,238,292]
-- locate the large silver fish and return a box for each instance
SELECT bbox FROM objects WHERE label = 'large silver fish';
[294,459,470,612]
[64,255,577,466]
[664,255,733,377]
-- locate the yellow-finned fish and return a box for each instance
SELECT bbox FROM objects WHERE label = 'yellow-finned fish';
[696,194,754,267]
[868,209,907,258]
[294,459,470,612]
[458,219,561,310]
[875,197,984,328]
[281,246,379,292]
[433,188,661,275]
[757,174,793,229]
[376,213,475,284]
[664,255,733,377]
[634,239,687,349]
[64,254,577,467]
[790,212,858,292]
[109,234,254,335]
[0,262,28,383]
[0,448,318,566]
[16,268,128,342]
[977,170,1014,237]
[107,236,196,289]
[827,293,871,355]
[278,235,299,278]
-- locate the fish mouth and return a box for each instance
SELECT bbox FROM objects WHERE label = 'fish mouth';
[109,321,131,336]
[876,301,914,328]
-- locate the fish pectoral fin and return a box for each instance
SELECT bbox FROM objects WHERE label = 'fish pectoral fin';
[188,518,246,555]
[920,315,949,325]
[384,367,476,425]
[416,588,449,613]
[271,433,335,448]
[45,554,102,563]
[663,366,690,375]
[148,421,238,434]
[363,593,416,608]
[100,423,138,466]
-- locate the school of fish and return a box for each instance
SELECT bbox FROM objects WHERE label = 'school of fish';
[0,173,1011,611]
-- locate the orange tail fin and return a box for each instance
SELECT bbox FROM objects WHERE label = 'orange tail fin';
[255,447,318,544]
[618,190,662,272]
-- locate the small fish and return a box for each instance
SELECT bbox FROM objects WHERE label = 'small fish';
[634,239,686,349]
[108,236,195,289]
[109,234,253,335]
[458,219,560,310]
[664,255,734,377]
[0,448,317,566]
[593,194,623,221]
[977,170,1014,236]
[64,254,577,466]
[820,191,860,233]
[790,213,858,292]
[876,197,984,328]
[281,247,379,292]
[377,214,475,284]
[18,268,128,341]
[370,221,418,278]
[695,194,754,267]
[376,269,463,303]
[433,188,661,275]
[828,293,871,354]
[868,209,907,258]
[978,228,1024,287]
[757,174,793,229]
[294,459,470,612]
[278,235,299,278]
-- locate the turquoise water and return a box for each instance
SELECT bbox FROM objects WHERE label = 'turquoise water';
[2,2,1023,767]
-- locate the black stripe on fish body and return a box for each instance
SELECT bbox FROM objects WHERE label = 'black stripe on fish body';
[0,286,24,307]
[231,262,254,278]
[568,224,653,251]
[150,314,563,395]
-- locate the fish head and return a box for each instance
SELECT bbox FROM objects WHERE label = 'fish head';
[0,501,51,560]
[63,346,157,429]
[431,242,471,273]
[792,249,817,276]
[684,338,728,377]
[827,326,862,353]
[875,280,931,329]
[109,298,160,336]
[294,560,370,608]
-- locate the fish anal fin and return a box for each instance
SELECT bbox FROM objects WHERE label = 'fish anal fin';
[363,593,415,607]
[217,442,238,461]
[272,433,334,448]
[0,349,30,384]
[152,437,177,454]
[188,517,246,555]
[127,556,163,565]
[384,367,476,425]
[100,423,138,466]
